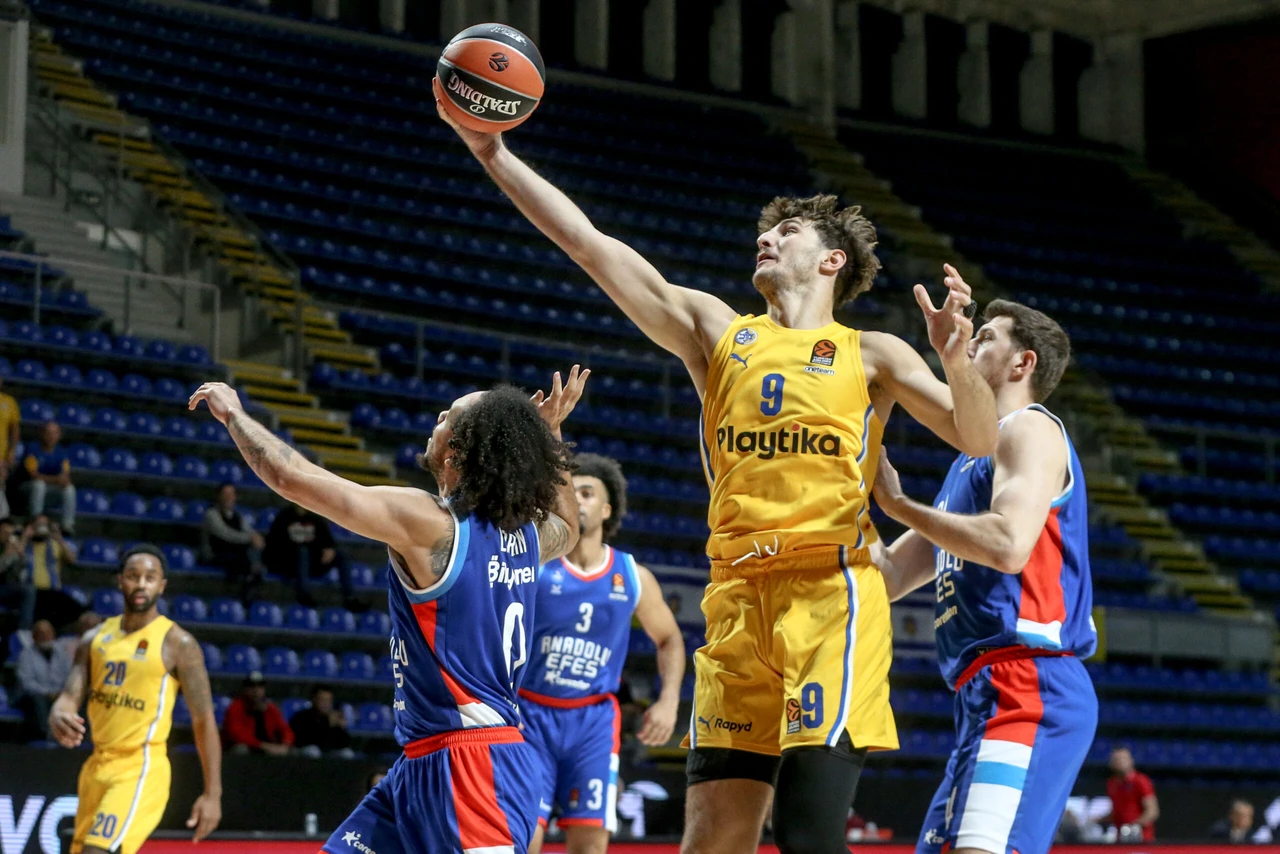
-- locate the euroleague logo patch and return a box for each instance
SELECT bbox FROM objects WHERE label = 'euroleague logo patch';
[734,328,758,346]
[488,52,509,72]
[785,698,802,735]
[133,639,149,660]
[810,339,837,367]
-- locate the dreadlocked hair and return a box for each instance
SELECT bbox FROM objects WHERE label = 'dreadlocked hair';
[573,453,627,541]
[436,385,576,532]
[758,193,881,306]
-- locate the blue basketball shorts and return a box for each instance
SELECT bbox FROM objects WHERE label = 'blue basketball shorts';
[519,692,621,831]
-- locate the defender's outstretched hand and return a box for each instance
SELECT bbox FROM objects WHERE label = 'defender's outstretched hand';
[871,447,907,521]
[531,365,590,437]
[915,263,976,364]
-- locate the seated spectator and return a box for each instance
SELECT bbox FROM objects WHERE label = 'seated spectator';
[200,483,265,604]
[264,503,361,610]
[0,517,35,632]
[1104,746,1159,841]
[16,619,72,741]
[0,376,19,519]
[221,671,293,756]
[22,421,75,534]
[289,685,354,758]
[22,514,75,592]
[1211,799,1273,844]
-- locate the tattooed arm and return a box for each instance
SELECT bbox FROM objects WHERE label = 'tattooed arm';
[188,383,451,555]
[49,625,99,747]
[166,627,222,842]
[529,367,589,564]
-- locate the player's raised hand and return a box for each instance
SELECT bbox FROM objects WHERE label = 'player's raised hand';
[188,382,244,426]
[915,263,976,364]
[530,365,590,437]
[637,696,679,747]
[187,792,222,843]
[48,702,86,748]
[432,77,502,158]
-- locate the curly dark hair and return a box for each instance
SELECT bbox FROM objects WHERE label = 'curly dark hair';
[120,542,168,575]
[758,193,881,306]
[420,385,575,532]
[573,453,628,541]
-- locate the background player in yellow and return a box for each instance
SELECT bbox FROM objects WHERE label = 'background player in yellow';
[0,375,19,519]
[49,545,223,854]
[437,91,997,854]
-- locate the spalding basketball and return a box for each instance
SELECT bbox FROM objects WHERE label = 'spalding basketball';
[436,23,545,133]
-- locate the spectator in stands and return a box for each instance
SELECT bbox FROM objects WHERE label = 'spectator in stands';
[21,513,75,593]
[15,619,71,741]
[201,483,265,605]
[0,376,19,519]
[1104,746,1159,840]
[1211,799,1273,843]
[0,517,35,632]
[221,671,293,756]
[264,503,360,610]
[22,421,75,534]
[289,684,353,758]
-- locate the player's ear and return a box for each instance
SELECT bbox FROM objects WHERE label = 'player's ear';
[601,501,612,522]
[820,247,846,278]
[1013,348,1037,382]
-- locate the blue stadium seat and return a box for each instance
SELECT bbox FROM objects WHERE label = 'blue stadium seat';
[201,643,223,672]
[322,607,356,633]
[303,649,339,678]
[341,652,375,681]
[280,698,309,722]
[249,601,283,627]
[171,594,207,622]
[352,702,392,732]
[163,544,196,571]
[209,598,246,625]
[223,644,261,674]
[286,605,319,631]
[93,589,124,616]
[264,646,299,675]
[358,611,390,636]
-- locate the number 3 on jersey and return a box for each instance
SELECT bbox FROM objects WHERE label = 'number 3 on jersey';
[760,373,785,416]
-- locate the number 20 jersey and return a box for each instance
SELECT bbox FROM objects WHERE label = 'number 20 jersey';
[931,405,1097,689]
[385,507,541,744]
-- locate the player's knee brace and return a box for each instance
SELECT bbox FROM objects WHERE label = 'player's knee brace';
[771,741,868,854]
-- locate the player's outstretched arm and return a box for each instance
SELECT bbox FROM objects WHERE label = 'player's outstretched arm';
[871,529,937,602]
[632,565,685,746]
[873,411,1067,574]
[530,367,589,563]
[434,81,735,380]
[48,626,98,747]
[167,627,222,842]
[188,383,448,557]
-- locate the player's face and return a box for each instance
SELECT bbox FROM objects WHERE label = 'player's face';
[1109,748,1134,775]
[968,317,1021,390]
[422,391,485,489]
[118,555,167,614]
[753,218,827,296]
[572,475,611,537]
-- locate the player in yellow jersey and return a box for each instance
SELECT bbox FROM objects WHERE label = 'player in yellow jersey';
[438,92,998,854]
[49,545,222,854]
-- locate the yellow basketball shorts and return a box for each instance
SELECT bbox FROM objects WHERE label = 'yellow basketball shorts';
[685,558,898,756]
[72,749,171,854]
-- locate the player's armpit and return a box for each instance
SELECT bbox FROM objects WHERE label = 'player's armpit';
[167,627,214,717]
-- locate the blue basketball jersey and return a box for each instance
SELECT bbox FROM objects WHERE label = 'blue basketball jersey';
[385,507,541,744]
[521,547,642,702]
[930,405,1096,688]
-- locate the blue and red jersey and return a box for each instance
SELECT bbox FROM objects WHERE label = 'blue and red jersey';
[385,507,541,744]
[520,546,642,706]
[931,404,1097,689]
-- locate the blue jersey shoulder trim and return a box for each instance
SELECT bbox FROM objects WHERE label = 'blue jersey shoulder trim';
[393,511,471,604]
[617,549,643,610]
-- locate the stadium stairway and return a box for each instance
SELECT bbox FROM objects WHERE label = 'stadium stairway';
[28,27,377,372]
[27,26,391,484]
[794,123,1253,616]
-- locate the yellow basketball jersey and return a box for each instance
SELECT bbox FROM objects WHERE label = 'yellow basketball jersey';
[87,615,177,754]
[700,315,883,572]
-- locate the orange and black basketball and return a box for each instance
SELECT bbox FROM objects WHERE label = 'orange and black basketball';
[812,339,837,361]
[436,23,545,133]
[785,698,802,722]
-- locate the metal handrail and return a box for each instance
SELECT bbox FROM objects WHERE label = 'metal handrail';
[0,249,223,361]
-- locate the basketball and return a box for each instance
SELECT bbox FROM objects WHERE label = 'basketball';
[436,23,545,133]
